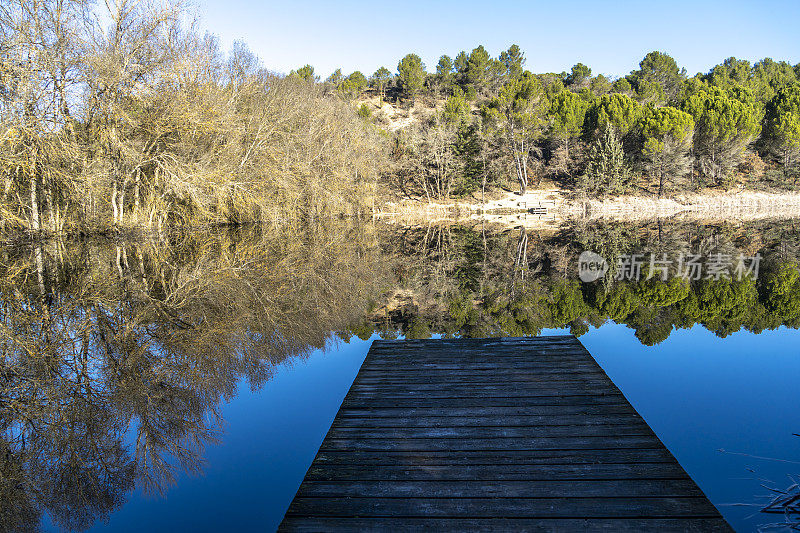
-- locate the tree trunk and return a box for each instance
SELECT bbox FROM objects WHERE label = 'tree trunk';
[133,168,141,221]
[111,179,119,224]
[30,173,40,231]
[45,182,56,231]
[118,178,126,224]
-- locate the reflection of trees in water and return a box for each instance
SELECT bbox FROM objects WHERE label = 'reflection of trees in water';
[0,222,390,532]
[374,220,800,344]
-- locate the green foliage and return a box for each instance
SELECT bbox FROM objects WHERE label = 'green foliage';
[437,55,454,76]
[443,86,471,124]
[595,283,640,321]
[499,44,525,81]
[678,277,758,331]
[578,125,631,195]
[630,51,686,103]
[569,319,590,337]
[567,63,592,87]
[342,223,800,343]
[482,71,548,193]
[634,79,666,105]
[706,57,752,90]
[463,45,492,95]
[637,105,694,195]
[750,58,798,105]
[451,123,484,196]
[349,319,376,341]
[550,90,590,140]
[326,68,343,85]
[612,77,632,95]
[539,73,566,101]
[761,263,800,320]
[337,71,368,99]
[289,64,317,82]
[435,55,454,93]
[357,103,372,120]
[397,53,426,102]
[370,66,392,99]
[405,318,432,339]
[637,277,690,308]
[681,86,761,184]
[590,74,611,96]
[764,83,800,174]
[638,106,694,142]
[585,93,642,138]
[548,280,588,325]
[632,308,675,346]
[454,51,469,74]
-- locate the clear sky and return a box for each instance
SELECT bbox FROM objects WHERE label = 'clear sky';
[195,0,799,80]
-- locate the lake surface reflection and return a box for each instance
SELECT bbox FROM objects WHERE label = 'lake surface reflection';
[1,219,798,532]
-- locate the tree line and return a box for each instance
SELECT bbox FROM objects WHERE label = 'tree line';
[299,46,800,200]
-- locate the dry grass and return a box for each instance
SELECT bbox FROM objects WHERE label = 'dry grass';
[758,476,800,531]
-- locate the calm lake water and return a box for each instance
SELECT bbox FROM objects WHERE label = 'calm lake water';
[1,219,798,532]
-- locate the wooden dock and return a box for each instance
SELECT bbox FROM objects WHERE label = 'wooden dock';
[279,336,732,532]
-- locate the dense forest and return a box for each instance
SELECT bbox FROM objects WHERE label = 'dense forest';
[2,0,800,234]
[358,47,800,200]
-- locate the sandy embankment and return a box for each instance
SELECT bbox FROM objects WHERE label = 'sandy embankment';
[377,188,800,228]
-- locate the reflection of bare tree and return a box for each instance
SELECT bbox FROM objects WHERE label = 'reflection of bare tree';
[0,221,391,532]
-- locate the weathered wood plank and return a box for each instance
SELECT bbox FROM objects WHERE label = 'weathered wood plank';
[335,404,638,417]
[311,448,681,465]
[325,424,654,439]
[278,336,732,532]
[295,479,706,498]
[333,413,646,427]
[318,435,665,451]
[354,369,610,379]
[283,496,723,518]
[303,462,692,481]
[348,384,619,395]
[279,517,732,532]
[338,394,627,409]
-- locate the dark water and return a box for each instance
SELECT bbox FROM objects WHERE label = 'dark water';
[1,219,798,532]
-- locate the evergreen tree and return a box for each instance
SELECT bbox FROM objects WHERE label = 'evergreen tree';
[630,51,687,104]
[499,44,525,81]
[397,53,426,104]
[549,90,590,170]
[289,64,317,82]
[579,125,631,195]
[764,83,800,179]
[682,86,761,185]
[482,72,548,194]
[585,93,642,139]
[567,63,592,88]
[370,66,392,101]
[435,55,454,94]
[637,106,695,196]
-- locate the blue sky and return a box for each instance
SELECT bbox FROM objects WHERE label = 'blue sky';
[195,0,799,79]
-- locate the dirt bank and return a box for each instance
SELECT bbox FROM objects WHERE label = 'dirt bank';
[377,188,800,227]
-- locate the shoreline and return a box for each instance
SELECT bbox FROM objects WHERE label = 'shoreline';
[376,188,800,227]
